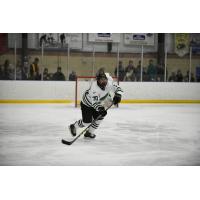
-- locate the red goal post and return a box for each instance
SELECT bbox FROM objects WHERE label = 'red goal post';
[75,76,118,107]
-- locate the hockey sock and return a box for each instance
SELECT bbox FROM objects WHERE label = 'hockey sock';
[75,119,90,128]
[88,119,103,134]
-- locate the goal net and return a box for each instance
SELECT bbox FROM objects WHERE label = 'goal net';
[75,76,118,107]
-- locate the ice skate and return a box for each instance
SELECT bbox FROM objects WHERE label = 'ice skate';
[69,123,76,136]
[84,131,96,138]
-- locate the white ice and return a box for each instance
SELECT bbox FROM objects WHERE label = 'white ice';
[0,103,200,166]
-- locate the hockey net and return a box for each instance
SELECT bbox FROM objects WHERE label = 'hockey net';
[75,76,118,107]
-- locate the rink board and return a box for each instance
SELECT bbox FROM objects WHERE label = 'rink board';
[0,81,200,104]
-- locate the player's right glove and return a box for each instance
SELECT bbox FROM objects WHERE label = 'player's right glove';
[113,93,121,105]
[98,106,107,117]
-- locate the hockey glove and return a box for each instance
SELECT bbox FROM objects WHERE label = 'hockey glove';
[113,93,121,105]
[98,106,107,117]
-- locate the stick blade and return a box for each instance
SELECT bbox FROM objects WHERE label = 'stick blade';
[61,139,73,145]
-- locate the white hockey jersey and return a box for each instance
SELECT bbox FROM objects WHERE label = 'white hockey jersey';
[81,73,123,110]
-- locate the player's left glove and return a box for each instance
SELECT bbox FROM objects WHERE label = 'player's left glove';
[98,106,107,117]
[113,93,121,105]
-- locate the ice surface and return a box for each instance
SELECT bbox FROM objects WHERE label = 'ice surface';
[0,104,200,165]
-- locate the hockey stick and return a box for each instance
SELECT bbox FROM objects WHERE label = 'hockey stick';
[61,102,114,145]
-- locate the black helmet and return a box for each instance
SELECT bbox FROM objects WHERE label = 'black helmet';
[96,71,108,90]
[96,71,107,80]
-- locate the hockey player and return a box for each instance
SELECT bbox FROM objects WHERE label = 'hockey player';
[69,70,123,139]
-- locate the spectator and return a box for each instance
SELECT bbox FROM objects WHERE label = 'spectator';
[43,68,51,80]
[156,63,165,82]
[0,65,4,80]
[184,70,191,82]
[124,67,134,81]
[124,60,136,81]
[2,60,14,80]
[3,59,10,80]
[191,73,195,82]
[114,61,125,81]
[184,71,189,82]
[22,66,29,80]
[29,57,41,80]
[135,60,142,81]
[176,69,183,82]
[52,67,66,81]
[184,70,195,82]
[21,56,29,80]
[196,65,200,82]
[8,64,15,80]
[147,59,157,81]
[69,70,77,81]
[168,72,176,82]
[142,67,148,81]
[48,73,53,80]
[16,60,22,80]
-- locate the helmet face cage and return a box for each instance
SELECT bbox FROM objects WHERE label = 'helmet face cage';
[96,72,108,90]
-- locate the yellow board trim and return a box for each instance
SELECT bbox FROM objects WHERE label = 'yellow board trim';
[0,99,73,104]
[121,99,200,104]
[0,99,200,104]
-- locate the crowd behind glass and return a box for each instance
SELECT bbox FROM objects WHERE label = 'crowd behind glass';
[0,57,199,82]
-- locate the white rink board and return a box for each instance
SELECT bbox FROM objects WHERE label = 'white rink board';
[0,81,200,101]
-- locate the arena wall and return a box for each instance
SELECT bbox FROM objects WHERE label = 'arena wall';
[0,81,200,104]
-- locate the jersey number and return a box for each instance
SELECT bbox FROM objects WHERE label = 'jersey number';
[93,96,98,101]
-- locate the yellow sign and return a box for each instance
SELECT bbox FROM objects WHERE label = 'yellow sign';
[175,33,189,57]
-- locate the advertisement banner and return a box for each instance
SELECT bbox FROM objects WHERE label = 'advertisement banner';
[190,33,200,53]
[124,33,155,46]
[39,33,82,49]
[39,33,58,48]
[88,33,120,43]
[58,33,82,49]
[175,33,189,57]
